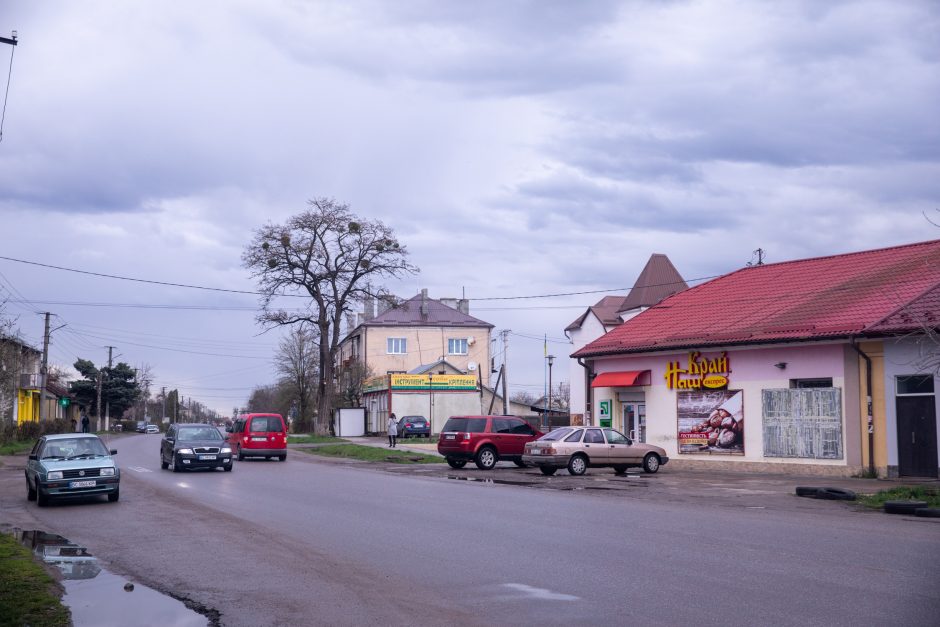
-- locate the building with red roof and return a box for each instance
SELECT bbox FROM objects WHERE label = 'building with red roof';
[573,240,940,478]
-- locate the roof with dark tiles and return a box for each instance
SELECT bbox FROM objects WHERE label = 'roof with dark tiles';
[574,239,940,358]
[366,292,493,328]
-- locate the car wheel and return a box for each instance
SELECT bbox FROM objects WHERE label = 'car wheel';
[613,465,628,475]
[237,446,245,462]
[474,447,498,470]
[446,458,467,469]
[37,488,49,507]
[27,477,37,501]
[539,466,557,476]
[160,456,169,470]
[278,454,286,462]
[513,460,527,468]
[642,453,660,474]
[223,464,233,472]
[567,454,588,476]
[108,488,120,503]
[170,455,181,473]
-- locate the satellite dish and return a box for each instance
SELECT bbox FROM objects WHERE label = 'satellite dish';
[468,361,477,371]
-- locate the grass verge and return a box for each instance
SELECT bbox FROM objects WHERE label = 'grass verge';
[0,534,70,627]
[301,443,442,464]
[0,441,34,456]
[288,434,345,444]
[856,486,940,509]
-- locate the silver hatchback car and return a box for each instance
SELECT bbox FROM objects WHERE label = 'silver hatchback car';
[522,426,668,476]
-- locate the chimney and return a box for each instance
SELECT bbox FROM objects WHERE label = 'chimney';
[439,297,457,310]
[420,288,429,317]
[458,299,469,315]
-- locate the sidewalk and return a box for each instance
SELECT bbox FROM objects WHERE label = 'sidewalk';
[342,436,443,457]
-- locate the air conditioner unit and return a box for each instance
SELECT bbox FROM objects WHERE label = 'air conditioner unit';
[467,337,476,346]
[468,361,477,371]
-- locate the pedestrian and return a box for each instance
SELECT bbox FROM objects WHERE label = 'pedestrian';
[81,411,90,433]
[387,413,398,448]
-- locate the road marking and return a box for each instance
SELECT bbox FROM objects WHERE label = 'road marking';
[502,583,579,601]
[127,467,152,473]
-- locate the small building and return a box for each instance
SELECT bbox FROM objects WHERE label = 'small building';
[565,254,687,425]
[573,240,940,478]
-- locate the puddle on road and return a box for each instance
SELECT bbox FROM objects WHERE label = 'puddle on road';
[445,474,646,490]
[12,529,215,627]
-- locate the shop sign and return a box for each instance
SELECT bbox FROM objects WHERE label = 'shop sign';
[665,351,731,390]
[390,374,478,390]
[362,375,389,393]
[598,399,612,428]
[677,389,744,455]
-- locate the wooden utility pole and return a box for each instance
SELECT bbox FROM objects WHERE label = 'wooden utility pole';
[104,346,115,431]
[500,329,510,414]
[38,312,50,423]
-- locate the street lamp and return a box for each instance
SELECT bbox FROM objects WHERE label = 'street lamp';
[428,372,433,434]
[546,355,555,432]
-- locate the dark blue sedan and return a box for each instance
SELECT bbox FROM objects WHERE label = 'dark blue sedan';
[397,415,430,438]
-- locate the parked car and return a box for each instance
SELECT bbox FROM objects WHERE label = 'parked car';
[437,415,542,470]
[226,413,287,461]
[161,423,233,472]
[136,421,147,433]
[397,415,430,439]
[25,433,121,506]
[145,424,160,434]
[522,426,669,476]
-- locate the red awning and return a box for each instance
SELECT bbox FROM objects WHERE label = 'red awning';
[591,370,651,388]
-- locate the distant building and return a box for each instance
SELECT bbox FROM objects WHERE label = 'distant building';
[565,254,687,425]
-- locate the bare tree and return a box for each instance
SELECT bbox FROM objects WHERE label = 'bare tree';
[0,299,24,423]
[336,358,374,408]
[243,198,418,434]
[275,325,319,431]
[511,390,537,406]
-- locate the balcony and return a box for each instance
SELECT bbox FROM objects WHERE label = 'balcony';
[20,373,44,390]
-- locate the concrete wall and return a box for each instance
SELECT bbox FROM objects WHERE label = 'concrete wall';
[882,337,940,477]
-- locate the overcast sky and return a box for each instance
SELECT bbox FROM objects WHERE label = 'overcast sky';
[1,0,938,415]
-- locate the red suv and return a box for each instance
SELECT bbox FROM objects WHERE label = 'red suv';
[226,413,287,461]
[437,415,542,470]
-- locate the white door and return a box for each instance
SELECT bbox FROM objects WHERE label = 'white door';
[622,403,647,443]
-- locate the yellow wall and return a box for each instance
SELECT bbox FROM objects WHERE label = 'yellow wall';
[361,326,491,386]
[17,390,39,422]
[857,341,887,475]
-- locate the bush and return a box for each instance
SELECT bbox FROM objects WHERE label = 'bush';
[0,419,71,446]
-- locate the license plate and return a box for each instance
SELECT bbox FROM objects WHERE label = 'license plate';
[198,455,217,460]
[531,449,541,455]
[69,480,96,488]
[252,437,267,441]
[445,434,455,440]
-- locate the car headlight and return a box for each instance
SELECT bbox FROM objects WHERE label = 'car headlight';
[100,467,115,476]
[220,447,232,454]
[177,448,194,455]
[47,471,63,480]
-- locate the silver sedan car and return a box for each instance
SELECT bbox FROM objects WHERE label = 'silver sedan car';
[522,426,669,476]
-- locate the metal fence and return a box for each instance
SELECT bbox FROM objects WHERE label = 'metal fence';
[762,388,843,459]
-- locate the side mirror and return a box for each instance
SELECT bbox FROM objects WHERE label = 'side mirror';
[225,426,232,433]
[110,449,118,455]
[28,454,37,461]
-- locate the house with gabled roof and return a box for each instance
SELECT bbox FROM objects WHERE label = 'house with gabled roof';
[565,253,688,426]
[573,240,940,478]
[338,289,496,433]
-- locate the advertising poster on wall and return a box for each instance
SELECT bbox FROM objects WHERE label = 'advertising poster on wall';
[677,390,744,455]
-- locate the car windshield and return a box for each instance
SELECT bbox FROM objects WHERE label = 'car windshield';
[177,428,222,442]
[42,438,109,460]
[539,428,574,441]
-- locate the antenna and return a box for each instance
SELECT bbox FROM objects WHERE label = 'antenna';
[747,248,766,267]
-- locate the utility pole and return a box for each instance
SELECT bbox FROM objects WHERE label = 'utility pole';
[38,312,50,423]
[500,329,510,414]
[547,354,555,432]
[162,387,167,423]
[104,346,115,431]
[95,371,103,431]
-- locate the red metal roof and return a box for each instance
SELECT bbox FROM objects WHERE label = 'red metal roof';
[574,240,940,358]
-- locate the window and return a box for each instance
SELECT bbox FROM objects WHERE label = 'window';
[563,430,584,443]
[387,337,407,354]
[585,429,605,444]
[448,338,468,355]
[493,418,515,434]
[762,388,843,459]
[604,429,630,445]
[790,378,833,389]
[897,375,934,395]
[542,428,574,441]
[509,419,536,435]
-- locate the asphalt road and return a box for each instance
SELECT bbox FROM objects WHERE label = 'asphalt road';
[1,433,938,626]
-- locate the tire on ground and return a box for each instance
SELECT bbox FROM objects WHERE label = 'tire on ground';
[795,486,820,497]
[914,507,940,518]
[883,500,928,515]
[813,487,857,501]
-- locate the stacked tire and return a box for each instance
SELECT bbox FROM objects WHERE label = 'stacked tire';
[883,500,940,517]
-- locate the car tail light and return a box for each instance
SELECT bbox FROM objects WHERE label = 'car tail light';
[462,433,471,440]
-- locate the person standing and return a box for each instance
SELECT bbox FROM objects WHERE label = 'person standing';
[81,411,90,433]
[387,413,398,448]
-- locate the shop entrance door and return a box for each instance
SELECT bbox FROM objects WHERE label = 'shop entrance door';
[897,396,937,477]
[622,403,646,443]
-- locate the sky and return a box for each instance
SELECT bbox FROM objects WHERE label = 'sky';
[1,0,938,415]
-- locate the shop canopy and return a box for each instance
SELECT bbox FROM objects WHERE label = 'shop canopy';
[591,370,651,388]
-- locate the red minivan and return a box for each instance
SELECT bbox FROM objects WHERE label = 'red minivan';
[227,413,287,461]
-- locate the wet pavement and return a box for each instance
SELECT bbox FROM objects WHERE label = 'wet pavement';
[9,528,215,627]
